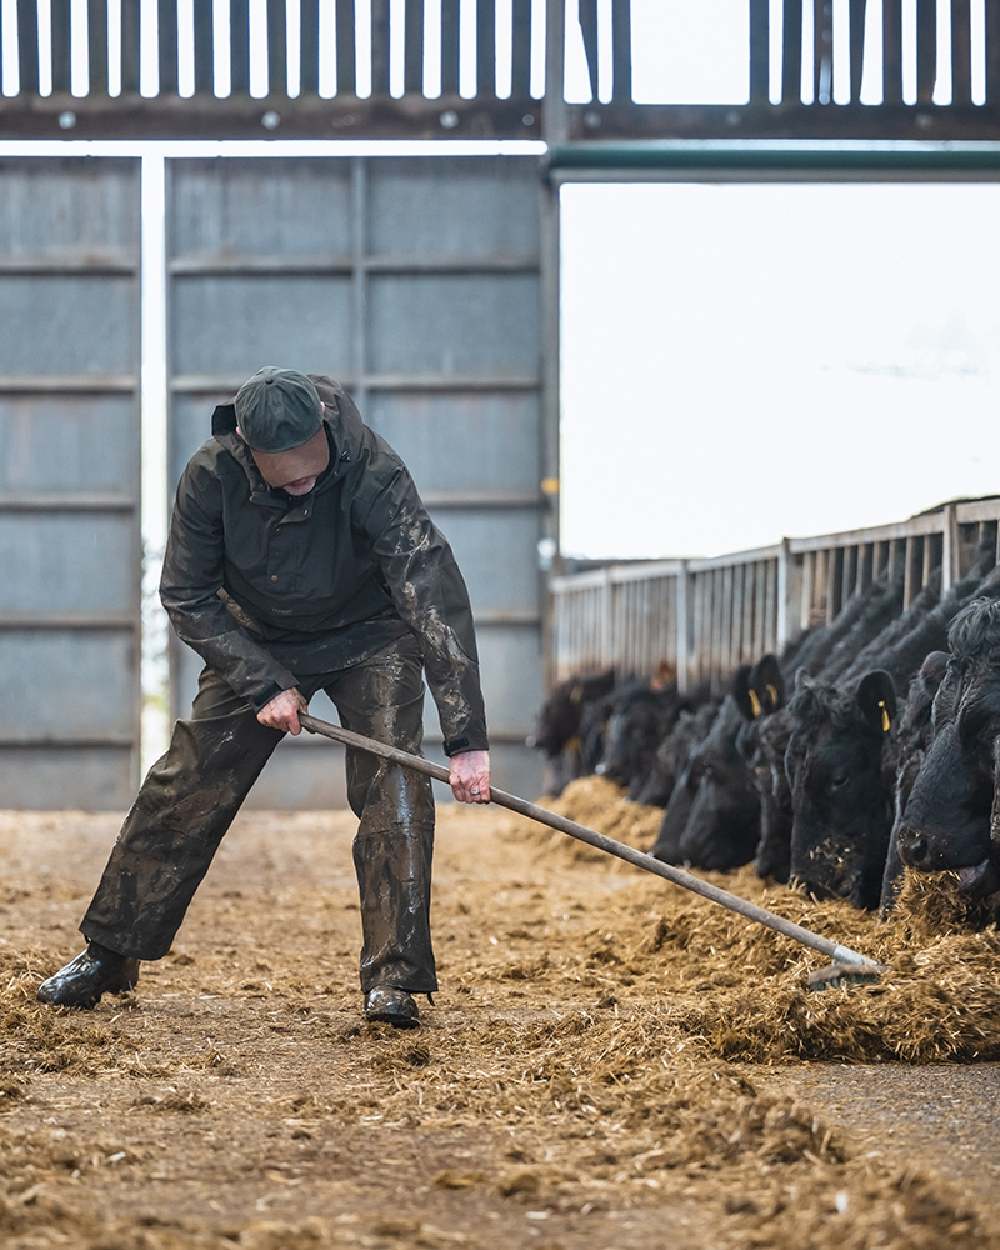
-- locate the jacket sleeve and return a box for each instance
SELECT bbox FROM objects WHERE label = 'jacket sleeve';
[355,441,489,756]
[159,459,299,712]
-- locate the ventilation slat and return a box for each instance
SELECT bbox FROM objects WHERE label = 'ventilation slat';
[610,0,631,102]
[336,0,357,95]
[51,0,72,93]
[157,0,178,95]
[814,0,833,103]
[88,0,109,95]
[883,0,902,104]
[477,0,496,97]
[230,0,251,93]
[403,0,424,94]
[371,0,390,96]
[511,0,531,96]
[849,0,865,102]
[749,0,769,103]
[193,0,215,95]
[16,0,39,94]
[267,0,287,95]
[441,0,460,95]
[122,0,141,92]
[578,0,598,102]
[951,0,972,105]
[782,0,801,103]
[916,0,935,103]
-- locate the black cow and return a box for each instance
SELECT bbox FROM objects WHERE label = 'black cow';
[878,649,949,909]
[602,682,681,799]
[653,669,761,871]
[733,655,791,882]
[531,669,615,795]
[784,554,1000,907]
[894,596,1000,903]
[636,701,716,807]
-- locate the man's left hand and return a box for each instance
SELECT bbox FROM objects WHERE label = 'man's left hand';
[450,750,491,804]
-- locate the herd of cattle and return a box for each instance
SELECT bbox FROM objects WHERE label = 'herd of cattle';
[533,548,1000,912]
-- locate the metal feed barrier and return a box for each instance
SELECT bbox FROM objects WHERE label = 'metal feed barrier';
[550,500,1000,694]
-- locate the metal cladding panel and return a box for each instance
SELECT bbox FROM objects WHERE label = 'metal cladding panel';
[369,393,541,494]
[0,158,140,809]
[171,277,354,378]
[168,160,354,257]
[368,274,539,376]
[367,158,541,257]
[0,395,137,493]
[0,276,137,375]
[166,156,544,806]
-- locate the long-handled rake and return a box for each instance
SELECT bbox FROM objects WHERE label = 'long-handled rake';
[300,713,884,990]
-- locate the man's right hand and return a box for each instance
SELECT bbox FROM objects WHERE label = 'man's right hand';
[257,688,308,735]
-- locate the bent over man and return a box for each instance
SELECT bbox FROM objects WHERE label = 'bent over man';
[38,368,491,1028]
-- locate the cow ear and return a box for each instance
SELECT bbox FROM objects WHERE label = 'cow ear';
[731,665,761,722]
[857,671,896,735]
[753,654,785,713]
[570,684,583,704]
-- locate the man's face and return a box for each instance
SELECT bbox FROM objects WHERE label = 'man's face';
[238,405,330,496]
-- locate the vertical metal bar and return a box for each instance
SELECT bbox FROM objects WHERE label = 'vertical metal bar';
[610,0,631,102]
[191,0,214,93]
[800,551,813,632]
[915,0,935,103]
[87,0,110,93]
[51,0,72,93]
[122,0,141,92]
[540,177,561,689]
[675,562,690,695]
[157,0,178,93]
[267,0,287,95]
[902,535,914,608]
[477,0,496,96]
[511,0,531,96]
[782,0,801,103]
[849,0,866,102]
[16,0,40,93]
[988,0,1000,108]
[883,0,902,104]
[441,0,460,94]
[749,0,769,103]
[942,504,959,591]
[371,0,390,96]
[351,158,369,420]
[403,0,424,94]
[741,562,753,663]
[827,548,843,623]
[764,559,777,653]
[692,573,704,685]
[755,560,766,655]
[722,564,734,675]
[300,0,320,95]
[814,0,833,102]
[951,0,972,105]
[921,533,932,589]
[578,0,598,101]
[230,0,251,93]
[545,0,568,138]
[336,0,357,94]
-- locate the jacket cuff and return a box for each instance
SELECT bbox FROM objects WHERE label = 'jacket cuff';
[444,732,490,757]
[250,674,299,713]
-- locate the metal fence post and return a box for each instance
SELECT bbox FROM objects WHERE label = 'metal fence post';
[776,538,801,653]
[942,503,959,592]
[675,560,690,694]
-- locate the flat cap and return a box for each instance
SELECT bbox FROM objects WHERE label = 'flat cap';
[235,367,323,453]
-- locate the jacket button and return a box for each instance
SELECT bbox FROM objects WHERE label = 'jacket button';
[270,574,278,582]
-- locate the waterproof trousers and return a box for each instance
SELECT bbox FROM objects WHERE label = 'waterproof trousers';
[81,634,437,994]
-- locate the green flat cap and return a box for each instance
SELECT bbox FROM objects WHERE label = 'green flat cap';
[235,367,322,453]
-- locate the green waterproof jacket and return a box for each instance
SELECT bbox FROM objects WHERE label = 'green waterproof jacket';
[159,374,488,756]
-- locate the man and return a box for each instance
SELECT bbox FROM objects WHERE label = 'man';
[38,368,491,1029]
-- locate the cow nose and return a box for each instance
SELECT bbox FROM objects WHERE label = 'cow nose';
[898,827,930,866]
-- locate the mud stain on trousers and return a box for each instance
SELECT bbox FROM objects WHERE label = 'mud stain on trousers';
[81,633,437,994]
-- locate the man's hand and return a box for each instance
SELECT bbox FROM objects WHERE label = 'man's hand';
[257,688,308,735]
[450,749,491,804]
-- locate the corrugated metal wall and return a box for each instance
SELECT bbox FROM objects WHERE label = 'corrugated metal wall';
[166,155,544,805]
[0,157,141,807]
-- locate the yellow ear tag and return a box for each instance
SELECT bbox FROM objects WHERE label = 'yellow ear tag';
[747,688,763,719]
[878,699,891,733]
[765,683,779,709]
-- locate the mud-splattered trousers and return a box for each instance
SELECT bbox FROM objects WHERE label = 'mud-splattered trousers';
[81,633,438,995]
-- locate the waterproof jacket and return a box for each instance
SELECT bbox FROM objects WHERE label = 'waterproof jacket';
[159,374,488,756]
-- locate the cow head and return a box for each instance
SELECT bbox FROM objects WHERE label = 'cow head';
[677,674,761,870]
[896,597,1000,899]
[733,655,791,883]
[786,669,896,908]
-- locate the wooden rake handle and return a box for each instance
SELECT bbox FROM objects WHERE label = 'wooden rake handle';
[299,712,883,973]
